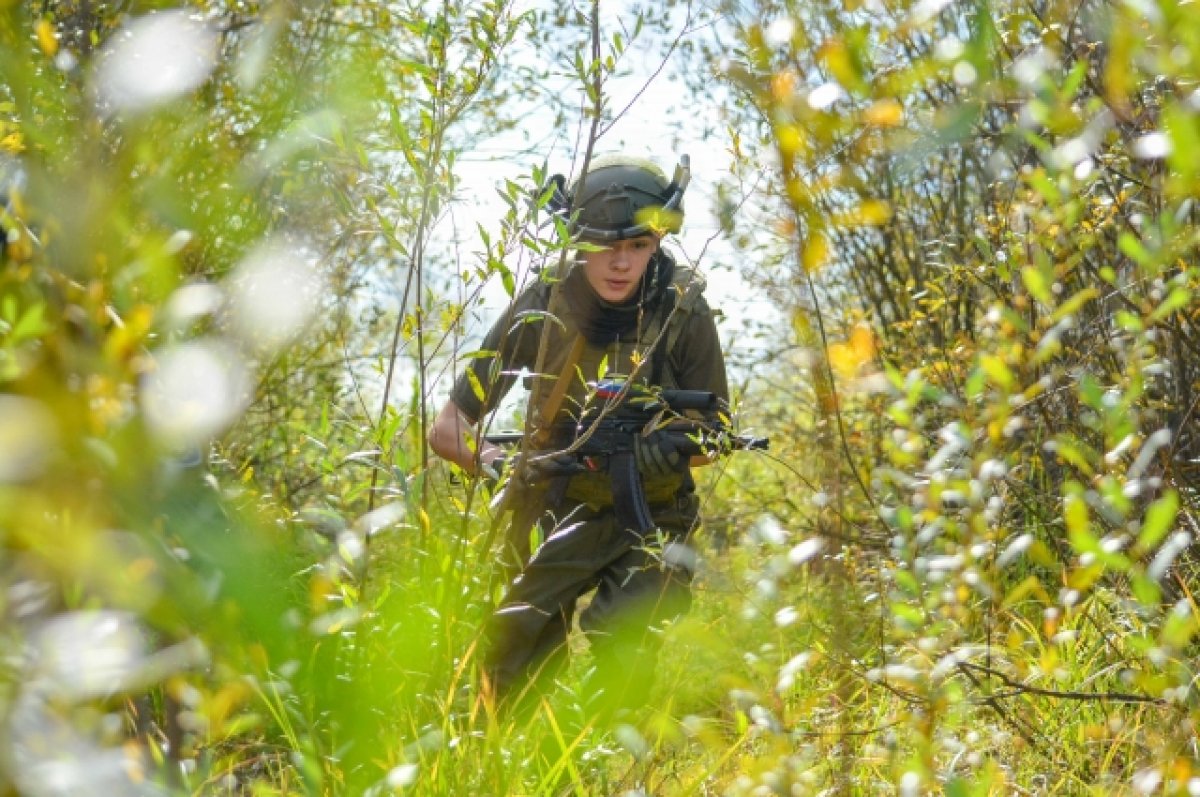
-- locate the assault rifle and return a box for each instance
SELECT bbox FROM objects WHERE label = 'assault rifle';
[484,380,768,536]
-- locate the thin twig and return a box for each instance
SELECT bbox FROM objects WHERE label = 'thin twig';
[959,661,1168,706]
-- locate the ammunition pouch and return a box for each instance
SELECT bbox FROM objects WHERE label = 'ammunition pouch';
[563,469,684,511]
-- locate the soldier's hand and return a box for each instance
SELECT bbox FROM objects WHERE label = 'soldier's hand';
[480,451,581,493]
[634,430,685,481]
[523,450,581,478]
[478,454,509,493]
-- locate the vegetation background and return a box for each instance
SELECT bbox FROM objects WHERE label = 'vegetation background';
[2,0,1200,794]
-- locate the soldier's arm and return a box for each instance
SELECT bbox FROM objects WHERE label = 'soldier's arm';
[430,283,546,475]
[672,299,731,469]
[428,399,505,476]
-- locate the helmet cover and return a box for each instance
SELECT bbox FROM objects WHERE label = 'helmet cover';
[547,154,690,241]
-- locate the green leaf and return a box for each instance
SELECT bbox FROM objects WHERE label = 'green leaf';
[499,263,515,297]
[1063,59,1088,98]
[1053,435,1096,476]
[979,354,1014,391]
[1002,574,1048,608]
[10,302,50,344]
[1117,232,1152,268]
[891,602,924,628]
[510,310,564,332]
[1027,168,1061,203]
[1021,266,1052,305]
[467,369,485,403]
[1050,287,1097,323]
[1131,574,1161,606]
[1138,490,1178,550]
[965,366,986,399]
[1064,487,1098,554]
[1166,105,1200,182]
[528,521,544,554]
[894,569,920,596]
[1149,286,1189,323]
[1161,604,1199,648]
[1078,373,1104,410]
[945,777,986,797]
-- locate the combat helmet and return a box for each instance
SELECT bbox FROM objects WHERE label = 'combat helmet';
[547,154,690,242]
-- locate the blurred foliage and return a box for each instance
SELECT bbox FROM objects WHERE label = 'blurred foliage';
[4,0,1200,794]
[694,0,1200,792]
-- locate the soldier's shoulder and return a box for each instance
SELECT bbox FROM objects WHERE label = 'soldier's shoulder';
[669,265,711,314]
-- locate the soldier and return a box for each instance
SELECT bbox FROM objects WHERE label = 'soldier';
[428,153,730,713]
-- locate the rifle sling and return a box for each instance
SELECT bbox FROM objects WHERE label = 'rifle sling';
[531,332,585,448]
[648,286,676,387]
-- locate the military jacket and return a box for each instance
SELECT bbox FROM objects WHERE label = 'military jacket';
[449,257,729,505]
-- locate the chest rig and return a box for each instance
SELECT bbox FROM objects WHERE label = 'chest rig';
[522,264,709,509]
[525,264,707,428]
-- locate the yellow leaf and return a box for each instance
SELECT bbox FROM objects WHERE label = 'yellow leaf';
[466,369,485,402]
[785,177,807,206]
[36,19,58,56]
[1001,574,1051,609]
[791,309,813,340]
[770,70,797,102]
[1067,562,1104,592]
[5,231,33,262]
[828,324,876,378]
[309,572,334,613]
[835,200,893,227]
[863,99,903,127]
[979,354,1014,391]
[777,125,804,157]
[849,323,876,361]
[819,39,862,92]
[802,231,828,272]
[207,680,251,730]
[634,206,683,236]
[1102,21,1134,117]
[857,199,892,225]
[0,132,24,154]
[828,342,856,378]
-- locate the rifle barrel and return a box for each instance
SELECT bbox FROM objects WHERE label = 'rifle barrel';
[483,428,769,452]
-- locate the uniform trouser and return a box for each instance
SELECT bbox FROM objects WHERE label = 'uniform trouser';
[485,493,700,709]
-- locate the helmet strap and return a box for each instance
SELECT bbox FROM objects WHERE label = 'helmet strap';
[640,245,675,309]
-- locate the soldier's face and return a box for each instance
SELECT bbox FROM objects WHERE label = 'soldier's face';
[581,234,659,303]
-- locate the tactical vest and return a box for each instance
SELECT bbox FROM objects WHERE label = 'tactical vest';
[525,264,711,509]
